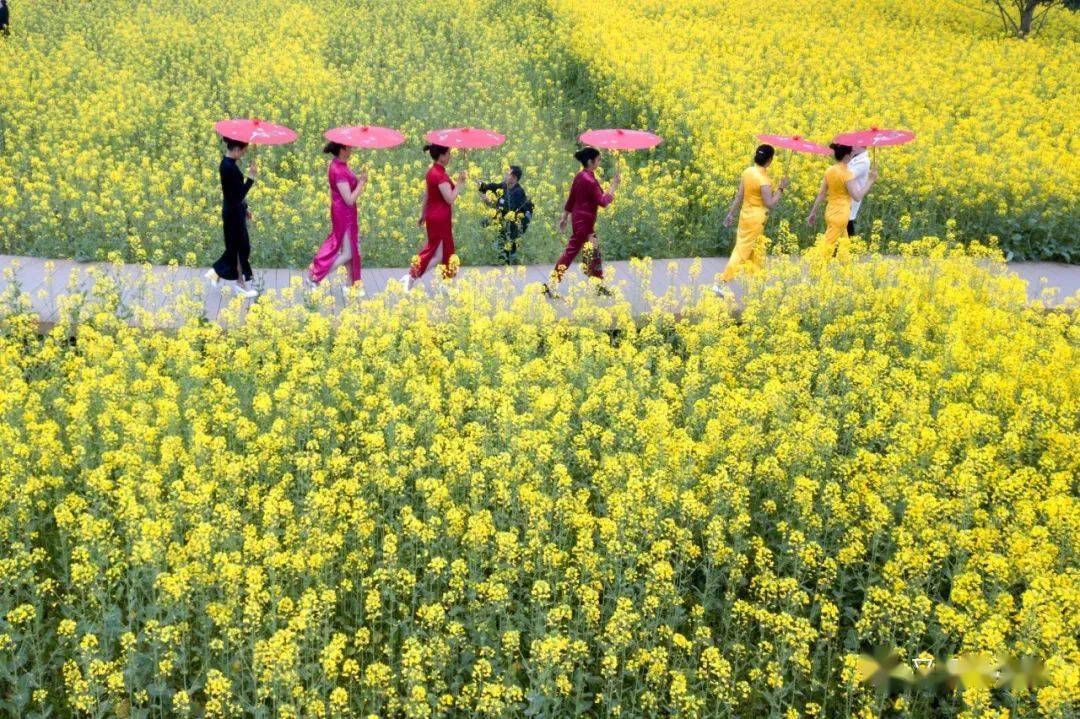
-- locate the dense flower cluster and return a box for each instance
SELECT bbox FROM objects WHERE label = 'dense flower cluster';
[544,0,1080,261]
[0,239,1076,717]
[0,0,685,269]
[0,0,1077,267]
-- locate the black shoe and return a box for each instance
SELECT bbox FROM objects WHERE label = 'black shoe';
[595,284,613,297]
[541,283,559,300]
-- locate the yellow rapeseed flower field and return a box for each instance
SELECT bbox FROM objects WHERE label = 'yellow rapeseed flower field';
[0,0,685,269]
[0,0,1077,267]
[547,0,1080,261]
[0,1,1078,716]
[0,243,1077,718]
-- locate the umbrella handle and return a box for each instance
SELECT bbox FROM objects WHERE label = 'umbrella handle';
[614,151,628,181]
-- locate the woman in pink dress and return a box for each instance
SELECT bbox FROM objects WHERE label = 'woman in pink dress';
[307,141,368,295]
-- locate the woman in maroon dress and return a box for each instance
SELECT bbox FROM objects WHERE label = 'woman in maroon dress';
[401,143,467,291]
[543,147,621,297]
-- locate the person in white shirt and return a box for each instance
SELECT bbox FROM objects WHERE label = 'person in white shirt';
[847,146,871,236]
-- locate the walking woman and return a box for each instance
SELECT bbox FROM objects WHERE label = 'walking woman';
[713,144,788,298]
[205,138,259,298]
[807,143,877,258]
[543,147,621,298]
[307,141,367,296]
[401,143,466,291]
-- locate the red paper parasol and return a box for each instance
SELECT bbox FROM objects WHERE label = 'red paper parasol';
[832,127,915,147]
[214,118,298,145]
[425,127,505,149]
[324,125,406,149]
[579,128,663,150]
[755,134,831,155]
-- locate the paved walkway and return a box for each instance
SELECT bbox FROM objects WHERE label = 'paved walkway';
[0,254,1076,328]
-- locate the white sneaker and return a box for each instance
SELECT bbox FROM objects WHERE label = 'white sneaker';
[233,283,258,299]
[204,268,220,287]
[712,283,735,301]
[399,274,414,291]
[303,275,317,291]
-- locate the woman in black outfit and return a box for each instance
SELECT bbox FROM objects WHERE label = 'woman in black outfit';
[1,0,10,37]
[205,138,259,297]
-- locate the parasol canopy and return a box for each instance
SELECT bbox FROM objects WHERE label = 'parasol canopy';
[214,118,298,145]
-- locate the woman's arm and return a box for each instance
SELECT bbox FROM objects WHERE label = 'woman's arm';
[761,177,790,209]
[417,189,427,226]
[723,180,745,226]
[806,178,827,226]
[239,158,257,200]
[337,170,367,207]
[558,210,570,233]
[595,172,620,208]
[846,168,877,202]
[224,161,255,205]
[438,172,469,205]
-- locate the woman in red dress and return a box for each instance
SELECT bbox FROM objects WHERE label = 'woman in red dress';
[401,143,467,290]
[543,147,621,297]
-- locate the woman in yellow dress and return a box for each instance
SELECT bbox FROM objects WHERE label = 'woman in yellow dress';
[806,143,877,257]
[713,144,789,298]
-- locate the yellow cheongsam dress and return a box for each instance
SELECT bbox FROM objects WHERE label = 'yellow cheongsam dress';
[721,165,770,281]
[818,162,854,257]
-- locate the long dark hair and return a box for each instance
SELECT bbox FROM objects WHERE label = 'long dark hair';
[424,143,449,161]
[323,141,347,157]
[223,137,248,152]
[574,147,600,167]
[829,143,853,161]
[753,144,775,166]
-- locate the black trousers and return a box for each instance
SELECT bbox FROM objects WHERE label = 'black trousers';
[496,220,522,265]
[0,6,9,36]
[846,219,856,237]
[213,213,253,282]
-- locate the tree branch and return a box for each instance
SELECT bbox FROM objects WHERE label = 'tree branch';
[948,0,1002,16]
[998,0,1021,34]
[1033,2,1057,34]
